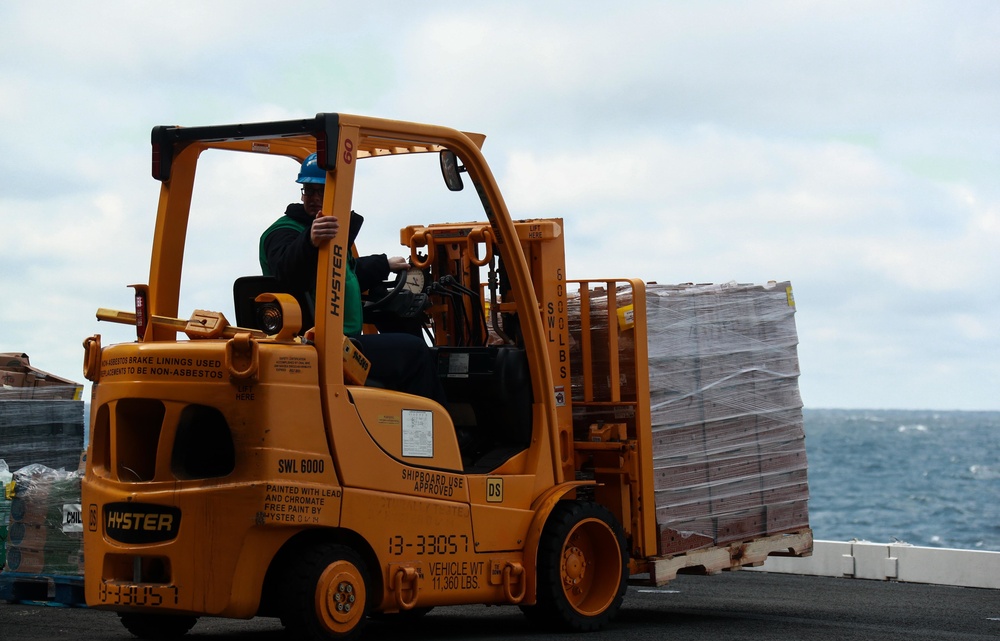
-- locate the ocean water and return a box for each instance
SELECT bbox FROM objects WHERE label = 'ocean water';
[804,408,1000,552]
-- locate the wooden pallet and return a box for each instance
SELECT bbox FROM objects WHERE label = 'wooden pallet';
[638,529,813,586]
[0,571,86,607]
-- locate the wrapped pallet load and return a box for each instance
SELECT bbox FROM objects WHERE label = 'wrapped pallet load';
[4,464,83,575]
[0,460,11,569]
[0,353,85,471]
[570,281,809,556]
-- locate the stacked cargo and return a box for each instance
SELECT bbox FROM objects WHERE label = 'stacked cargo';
[1,353,85,472]
[0,401,85,472]
[0,461,11,569]
[0,352,86,585]
[0,353,82,401]
[569,281,809,556]
[3,464,84,576]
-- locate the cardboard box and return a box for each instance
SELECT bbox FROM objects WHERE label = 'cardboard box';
[0,352,83,401]
[658,520,715,555]
[0,354,30,371]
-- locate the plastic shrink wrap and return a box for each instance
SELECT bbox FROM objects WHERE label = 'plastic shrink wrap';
[569,281,808,556]
[2,463,83,576]
[0,460,11,569]
[0,353,85,471]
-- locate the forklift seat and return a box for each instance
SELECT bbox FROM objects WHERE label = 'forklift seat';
[233,276,314,332]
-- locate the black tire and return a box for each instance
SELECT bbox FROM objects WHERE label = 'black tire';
[522,501,628,632]
[279,543,371,640]
[118,613,197,640]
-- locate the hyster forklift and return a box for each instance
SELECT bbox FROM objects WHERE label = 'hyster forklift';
[82,113,811,639]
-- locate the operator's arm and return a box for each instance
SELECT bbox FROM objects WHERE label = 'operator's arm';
[264,226,319,287]
[355,254,391,291]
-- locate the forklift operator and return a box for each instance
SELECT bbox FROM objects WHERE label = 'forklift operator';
[259,153,446,405]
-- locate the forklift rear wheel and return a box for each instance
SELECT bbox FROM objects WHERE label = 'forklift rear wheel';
[118,613,197,639]
[280,543,371,640]
[524,500,628,631]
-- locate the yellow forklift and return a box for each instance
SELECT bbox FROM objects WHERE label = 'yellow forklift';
[82,113,811,639]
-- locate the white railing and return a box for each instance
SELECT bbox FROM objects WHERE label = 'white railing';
[748,540,1000,589]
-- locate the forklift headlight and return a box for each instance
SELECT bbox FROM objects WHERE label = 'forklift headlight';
[256,301,284,335]
[253,293,302,341]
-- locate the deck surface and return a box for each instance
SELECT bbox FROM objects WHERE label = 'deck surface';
[1,571,997,640]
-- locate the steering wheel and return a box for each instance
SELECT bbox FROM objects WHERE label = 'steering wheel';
[363,269,408,312]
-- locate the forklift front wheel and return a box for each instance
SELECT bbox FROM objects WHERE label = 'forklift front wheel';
[525,501,628,632]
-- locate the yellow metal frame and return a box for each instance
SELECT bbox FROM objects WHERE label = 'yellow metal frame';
[568,279,657,562]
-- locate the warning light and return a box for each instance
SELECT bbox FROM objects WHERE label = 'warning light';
[130,284,150,341]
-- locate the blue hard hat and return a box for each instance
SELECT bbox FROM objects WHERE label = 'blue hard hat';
[296,153,325,184]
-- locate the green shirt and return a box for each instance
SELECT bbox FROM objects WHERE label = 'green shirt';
[259,216,362,336]
[343,255,362,336]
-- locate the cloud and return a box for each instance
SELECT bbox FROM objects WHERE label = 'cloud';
[1,1,998,410]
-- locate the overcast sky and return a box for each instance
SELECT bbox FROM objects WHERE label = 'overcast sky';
[1,1,997,410]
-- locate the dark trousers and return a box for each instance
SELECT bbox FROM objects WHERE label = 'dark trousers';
[357,333,447,406]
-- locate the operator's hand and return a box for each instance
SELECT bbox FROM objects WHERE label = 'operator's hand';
[310,215,340,247]
[388,256,409,272]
